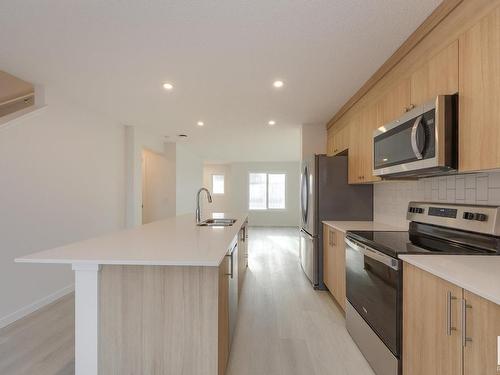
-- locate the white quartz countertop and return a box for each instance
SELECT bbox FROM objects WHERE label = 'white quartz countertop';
[16,213,247,267]
[322,221,407,233]
[400,255,500,305]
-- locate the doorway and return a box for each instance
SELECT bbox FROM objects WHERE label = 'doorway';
[141,149,175,224]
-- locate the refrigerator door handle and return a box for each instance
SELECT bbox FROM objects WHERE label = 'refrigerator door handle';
[300,228,314,240]
[301,166,309,225]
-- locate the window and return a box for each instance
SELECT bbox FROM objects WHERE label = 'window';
[268,174,286,209]
[249,173,286,210]
[249,173,267,210]
[212,174,224,194]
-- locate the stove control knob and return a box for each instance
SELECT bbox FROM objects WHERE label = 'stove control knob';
[416,208,424,214]
[473,213,487,222]
[463,212,474,220]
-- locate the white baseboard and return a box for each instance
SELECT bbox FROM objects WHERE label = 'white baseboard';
[0,284,74,329]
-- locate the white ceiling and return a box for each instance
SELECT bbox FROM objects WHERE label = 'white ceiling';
[0,0,441,162]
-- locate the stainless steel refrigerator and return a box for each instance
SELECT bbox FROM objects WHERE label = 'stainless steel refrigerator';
[299,154,373,289]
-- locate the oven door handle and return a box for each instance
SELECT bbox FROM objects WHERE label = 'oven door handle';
[345,237,399,271]
[345,237,365,253]
[411,115,424,160]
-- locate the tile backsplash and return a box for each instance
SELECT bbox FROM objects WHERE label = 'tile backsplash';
[374,171,500,228]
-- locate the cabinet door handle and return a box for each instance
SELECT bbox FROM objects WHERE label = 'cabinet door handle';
[225,248,235,278]
[461,299,472,346]
[446,291,457,336]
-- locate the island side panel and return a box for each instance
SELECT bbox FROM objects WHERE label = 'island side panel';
[99,265,219,375]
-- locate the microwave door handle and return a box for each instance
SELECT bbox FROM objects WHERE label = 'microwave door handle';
[411,115,424,160]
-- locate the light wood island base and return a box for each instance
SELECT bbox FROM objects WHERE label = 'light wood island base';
[99,265,221,375]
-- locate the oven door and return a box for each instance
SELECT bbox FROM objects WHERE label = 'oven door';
[345,236,401,357]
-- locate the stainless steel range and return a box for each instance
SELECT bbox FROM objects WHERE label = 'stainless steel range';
[344,202,500,375]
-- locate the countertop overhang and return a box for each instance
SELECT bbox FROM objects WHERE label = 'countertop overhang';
[15,213,248,267]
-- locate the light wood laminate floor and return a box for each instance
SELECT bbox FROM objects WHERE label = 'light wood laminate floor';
[227,227,374,375]
[0,227,374,375]
[0,293,74,375]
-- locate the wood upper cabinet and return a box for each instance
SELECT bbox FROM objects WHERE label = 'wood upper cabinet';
[322,224,346,311]
[376,78,411,127]
[348,105,380,184]
[218,256,230,375]
[410,40,459,107]
[327,121,350,156]
[348,113,363,184]
[360,105,380,183]
[459,6,500,172]
[327,128,335,156]
[403,263,463,375]
[463,290,500,375]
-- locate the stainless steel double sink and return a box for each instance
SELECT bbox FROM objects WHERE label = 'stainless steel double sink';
[197,218,237,227]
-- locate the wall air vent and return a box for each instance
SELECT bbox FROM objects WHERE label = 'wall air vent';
[0,71,35,118]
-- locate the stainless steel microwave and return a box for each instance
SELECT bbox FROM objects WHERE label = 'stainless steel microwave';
[373,94,458,179]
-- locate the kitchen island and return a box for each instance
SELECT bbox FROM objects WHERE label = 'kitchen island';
[16,213,249,375]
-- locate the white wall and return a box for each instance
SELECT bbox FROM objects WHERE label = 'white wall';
[374,171,500,228]
[301,123,326,159]
[0,91,126,327]
[175,144,203,215]
[203,164,232,214]
[203,162,300,227]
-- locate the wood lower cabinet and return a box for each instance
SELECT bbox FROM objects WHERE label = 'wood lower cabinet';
[403,263,463,375]
[459,5,500,172]
[403,263,500,375]
[323,224,346,311]
[218,255,230,375]
[463,290,500,375]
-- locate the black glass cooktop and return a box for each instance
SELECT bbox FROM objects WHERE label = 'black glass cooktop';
[347,222,500,258]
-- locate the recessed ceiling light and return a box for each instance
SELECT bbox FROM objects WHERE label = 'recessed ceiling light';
[163,82,174,90]
[273,80,284,88]
[268,120,276,126]
[197,121,204,127]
